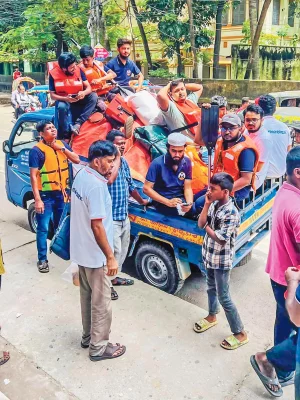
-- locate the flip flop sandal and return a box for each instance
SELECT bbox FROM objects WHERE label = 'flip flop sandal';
[111,287,119,300]
[37,261,49,273]
[0,351,10,366]
[124,116,134,139]
[89,343,126,362]
[250,355,283,397]
[112,277,134,286]
[70,124,81,136]
[220,334,249,350]
[193,318,218,333]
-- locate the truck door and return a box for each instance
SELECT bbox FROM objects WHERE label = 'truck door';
[6,120,38,208]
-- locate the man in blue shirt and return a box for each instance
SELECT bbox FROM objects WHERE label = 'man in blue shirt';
[104,38,144,91]
[143,132,196,217]
[106,130,148,300]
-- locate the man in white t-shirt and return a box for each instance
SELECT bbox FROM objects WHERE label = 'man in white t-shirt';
[70,140,126,362]
[258,95,292,178]
[244,104,273,189]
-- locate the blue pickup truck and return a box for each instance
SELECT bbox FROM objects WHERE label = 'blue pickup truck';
[3,109,279,294]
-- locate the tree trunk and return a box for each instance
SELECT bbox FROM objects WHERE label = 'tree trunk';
[55,30,63,58]
[130,0,152,69]
[87,0,96,47]
[244,0,272,79]
[249,0,259,79]
[187,0,198,78]
[213,1,226,79]
[176,41,184,76]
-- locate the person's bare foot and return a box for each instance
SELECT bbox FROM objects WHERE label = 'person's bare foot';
[255,352,281,393]
[204,314,217,323]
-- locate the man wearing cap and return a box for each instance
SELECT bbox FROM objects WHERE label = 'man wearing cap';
[213,113,259,202]
[143,132,199,217]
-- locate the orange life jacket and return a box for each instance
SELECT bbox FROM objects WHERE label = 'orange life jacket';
[213,134,259,192]
[185,144,209,194]
[173,99,202,139]
[49,62,83,96]
[35,140,69,194]
[79,60,111,96]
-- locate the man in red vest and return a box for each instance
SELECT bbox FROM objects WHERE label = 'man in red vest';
[49,52,97,139]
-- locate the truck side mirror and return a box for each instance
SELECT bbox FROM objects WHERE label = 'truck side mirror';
[2,140,10,154]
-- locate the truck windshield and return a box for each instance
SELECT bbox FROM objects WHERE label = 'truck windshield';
[12,121,38,154]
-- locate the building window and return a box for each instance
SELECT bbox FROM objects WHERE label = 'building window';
[272,0,281,25]
[224,41,228,48]
[218,65,227,79]
[232,0,246,26]
[222,9,229,26]
[288,0,296,27]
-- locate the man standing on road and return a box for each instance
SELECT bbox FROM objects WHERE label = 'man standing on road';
[258,95,292,178]
[106,130,148,300]
[70,140,126,362]
[49,52,97,139]
[251,146,300,396]
[29,121,80,273]
[104,38,144,92]
[244,104,273,189]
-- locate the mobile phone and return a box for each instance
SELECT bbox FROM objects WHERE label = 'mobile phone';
[69,94,78,98]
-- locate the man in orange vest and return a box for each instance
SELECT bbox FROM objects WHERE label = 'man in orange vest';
[29,120,80,273]
[49,52,98,139]
[79,45,116,97]
[213,113,259,201]
[156,79,203,144]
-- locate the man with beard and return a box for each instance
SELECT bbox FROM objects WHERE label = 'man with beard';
[106,130,148,300]
[104,38,144,92]
[143,132,196,217]
[244,104,272,189]
[70,140,126,362]
[155,78,203,143]
[213,113,259,202]
[49,52,97,139]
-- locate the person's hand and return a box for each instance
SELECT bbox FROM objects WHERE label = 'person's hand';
[141,198,150,206]
[67,96,79,103]
[135,86,142,92]
[167,198,182,208]
[35,199,44,214]
[106,256,118,276]
[114,144,121,157]
[76,91,85,100]
[91,78,102,85]
[205,191,213,205]
[50,141,64,151]
[16,104,20,108]
[285,267,300,283]
[181,203,192,213]
[202,103,211,109]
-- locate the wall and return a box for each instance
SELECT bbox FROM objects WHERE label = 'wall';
[150,77,300,104]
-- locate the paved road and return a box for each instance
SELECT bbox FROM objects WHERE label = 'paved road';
[0,105,293,400]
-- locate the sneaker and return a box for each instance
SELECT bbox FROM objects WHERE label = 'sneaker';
[37,260,49,273]
[124,116,134,139]
[70,123,81,136]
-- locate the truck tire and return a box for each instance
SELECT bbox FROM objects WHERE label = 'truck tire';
[135,240,184,294]
[28,202,54,239]
[28,203,37,233]
[235,251,252,267]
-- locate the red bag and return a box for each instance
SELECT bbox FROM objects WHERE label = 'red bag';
[124,141,151,183]
[72,112,112,158]
[105,94,134,125]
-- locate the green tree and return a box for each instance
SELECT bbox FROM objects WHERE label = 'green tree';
[141,0,214,76]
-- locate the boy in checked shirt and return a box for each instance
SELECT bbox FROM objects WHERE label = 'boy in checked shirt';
[194,172,248,350]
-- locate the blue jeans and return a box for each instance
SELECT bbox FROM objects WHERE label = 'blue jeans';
[36,191,65,262]
[206,268,244,334]
[266,332,297,382]
[295,333,300,400]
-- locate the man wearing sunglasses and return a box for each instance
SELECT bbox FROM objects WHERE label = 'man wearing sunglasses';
[213,114,259,202]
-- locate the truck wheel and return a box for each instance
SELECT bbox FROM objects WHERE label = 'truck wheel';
[28,202,54,239]
[235,251,252,267]
[28,203,37,233]
[135,240,184,294]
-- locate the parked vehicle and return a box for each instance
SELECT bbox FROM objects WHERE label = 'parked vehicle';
[3,109,279,294]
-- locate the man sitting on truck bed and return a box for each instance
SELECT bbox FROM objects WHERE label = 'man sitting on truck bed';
[49,52,97,139]
[143,132,201,218]
[155,79,203,144]
[213,113,259,202]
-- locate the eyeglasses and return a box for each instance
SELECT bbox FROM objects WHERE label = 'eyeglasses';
[245,118,261,123]
[220,126,239,133]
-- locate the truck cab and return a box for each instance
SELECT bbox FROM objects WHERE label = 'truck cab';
[3,110,279,294]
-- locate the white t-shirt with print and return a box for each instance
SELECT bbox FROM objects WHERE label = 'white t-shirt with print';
[70,166,113,268]
[249,126,273,189]
[262,116,292,178]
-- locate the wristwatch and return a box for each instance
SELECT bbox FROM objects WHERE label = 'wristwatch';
[61,146,66,153]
